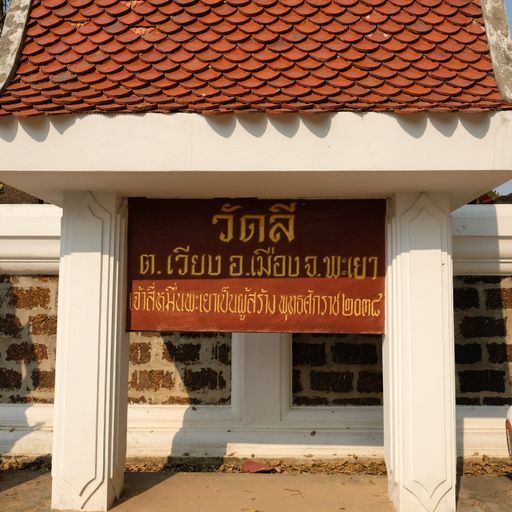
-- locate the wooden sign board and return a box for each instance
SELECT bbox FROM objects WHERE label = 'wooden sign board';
[127,199,385,333]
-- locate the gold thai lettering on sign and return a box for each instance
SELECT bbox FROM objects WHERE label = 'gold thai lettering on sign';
[322,256,379,279]
[212,202,296,243]
[130,283,383,322]
[139,254,156,275]
[139,249,380,280]
[166,246,222,277]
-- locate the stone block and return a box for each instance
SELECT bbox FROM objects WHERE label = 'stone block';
[459,316,506,339]
[487,343,508,364]
[454,343,481,365]
[29,314,57,336]
[453,287,479,310]
[31,369,55,390]
[129,370,174,392]
[0,368,22,390]
[6,342,48,363]
[459,370,505,393]
[331,342,378,365]
[183,368,226,392]
[129,342,151,365]
[0,314,23,337]
[8,287,50,310]
[357,371,383,393]
[292,342,326,366]
[163,341,200,363]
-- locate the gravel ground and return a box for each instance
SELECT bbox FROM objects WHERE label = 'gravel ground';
[1,456,511,511]
[3,454,511,476]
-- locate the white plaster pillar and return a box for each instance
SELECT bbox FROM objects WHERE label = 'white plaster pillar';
[384,193,456,512]
[52,192,129,511]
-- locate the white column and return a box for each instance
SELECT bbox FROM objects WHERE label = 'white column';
[52,192,129,511]
[384,193,456,512]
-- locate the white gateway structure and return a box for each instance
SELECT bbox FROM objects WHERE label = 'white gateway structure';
[1,0,512,510]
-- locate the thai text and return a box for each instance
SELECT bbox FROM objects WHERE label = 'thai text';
[212,202,296,243]
[130,283,383,322]
[139,249,379,279]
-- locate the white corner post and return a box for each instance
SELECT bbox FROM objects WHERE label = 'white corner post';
[384,193,456,512]
[52,192,129,511]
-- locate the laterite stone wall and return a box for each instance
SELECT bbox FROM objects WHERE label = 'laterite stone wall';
[0,275,231,405]
[292,333,383,406]
[454,276,512,406]
[291,276,512,406]
[128,331,231,405]
[0,275,58,403]
[1,274,512,406]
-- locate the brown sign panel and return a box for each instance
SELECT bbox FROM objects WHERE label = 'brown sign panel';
[127,199,385,334]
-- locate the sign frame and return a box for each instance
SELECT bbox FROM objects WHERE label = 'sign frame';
[127,198,386,334]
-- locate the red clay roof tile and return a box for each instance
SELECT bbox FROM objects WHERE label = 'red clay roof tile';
[0,0,510,115]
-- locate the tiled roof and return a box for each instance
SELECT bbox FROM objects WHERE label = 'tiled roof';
[0,0,509,115]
